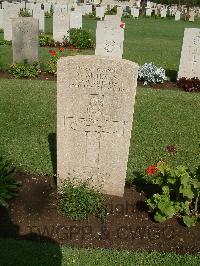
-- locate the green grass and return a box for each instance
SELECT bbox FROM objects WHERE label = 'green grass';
[1,16,200,79]
[0,238,200,266]
[0,79,200,181]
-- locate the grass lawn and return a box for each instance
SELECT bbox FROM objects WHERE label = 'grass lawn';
[0,16,200,80]
[0,238,200,266]
[0,79,200,181]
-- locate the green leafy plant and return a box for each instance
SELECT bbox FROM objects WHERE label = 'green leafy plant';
[19,9,32,17]
[65,28,94,49]
[0,28,3,33]
[58,178,106,220]
[39,33,54,47]
[0,157,21,207]
[145,161,200,227]
[0,40,12,46]
[47,48,66,75]
[9,61,41,78]
[105,6,117,15]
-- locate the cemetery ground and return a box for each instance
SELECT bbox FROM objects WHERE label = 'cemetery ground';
[0,16,200,264]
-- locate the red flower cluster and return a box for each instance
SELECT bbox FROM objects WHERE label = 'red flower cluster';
[59,47,65,52]
[146,164,158,176]
[49,50,57,57]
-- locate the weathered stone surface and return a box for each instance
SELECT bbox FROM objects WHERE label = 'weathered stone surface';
[95,20,124,58]
[146,8,152,16]
[57,55,138,197]
[175,11,181,21]
[12,17,39,63]
[53,11,69,42]
[0,9,3,29]
[178,28,200,79]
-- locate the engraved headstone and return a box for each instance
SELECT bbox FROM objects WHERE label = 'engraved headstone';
[53,11,69,42]
[178,28,200,79]
[95,20,124,58]
[12,17,39,63]
[131,7,139,18]
[189,11,195,22]
[57,55,138,197]
[160,9,167,18]
[70,11,82,29]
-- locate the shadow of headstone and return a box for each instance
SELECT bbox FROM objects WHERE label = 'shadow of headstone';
[0,206,62,265]
[48,133,57,175]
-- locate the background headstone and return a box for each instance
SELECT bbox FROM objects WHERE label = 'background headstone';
[3,7,19,41]
[57,55,138,197]
[33,7,45,32]
[178,28,200,79]
[95,20,124,58]
[70,11,82,29]
[53,11,69,42]
[12,17,39,63]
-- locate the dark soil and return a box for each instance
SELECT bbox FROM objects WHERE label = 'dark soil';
[0,172,200,254]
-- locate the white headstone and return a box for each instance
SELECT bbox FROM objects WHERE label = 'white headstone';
[70,11,82,29]
[57,55,139,197]
[96,6,105,20]
[175,11,181,21]
[178,28,200,79]
[33,8,45,32]
[161,9,167,18]
[146,8,152,17]
[53,12,70,42]
[95,20,124,59]
[131,7,139,18]
[3,7,19,41]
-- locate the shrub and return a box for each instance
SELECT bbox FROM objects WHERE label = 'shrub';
[138,62,167,85]
[176,77,200,92]
[144,161,200,227]
[47,48,66,75]
[65,28,94,49]
[58,178,106,220]
[45,11,53,18]
[0,157,21,208]
[0,40,12,46]
[0,28,3,33]
[105,6,117,15]
[39,33,54,47]
[9,61,41,78]
[122,12,131,18]
[19,9,32,17]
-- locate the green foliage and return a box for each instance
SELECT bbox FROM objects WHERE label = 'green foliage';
[0,40,12,46]
[19,9,32,17]
[39,33,54,47]
[58,179,106,220]
[66,28,94,49]
[105,6,117,15]
[9,61,41,78]
[0,28,3,33]
[145,161,200,227]
[0,157,20,207]
[45,11,53,18]
[47,48,65,75]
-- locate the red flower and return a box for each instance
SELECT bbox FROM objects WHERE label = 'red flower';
[146,164,158,176]
[59,47,64,52]
[49,50,57,57]
[120,21,125,29]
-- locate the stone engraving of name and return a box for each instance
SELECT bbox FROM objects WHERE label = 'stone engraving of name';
[12,18,39,63]
[57,55,138,197]
[178,28,200,79]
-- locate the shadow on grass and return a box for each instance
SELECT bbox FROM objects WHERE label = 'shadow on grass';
[48,133,57,175]
[166,69,177,82]
[0,206,62,265]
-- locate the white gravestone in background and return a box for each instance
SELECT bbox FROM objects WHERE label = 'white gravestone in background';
[70,11,82,29]
[161,9,167,18]
[3,8,18,41]
[33,8,45,32]
[96,6,105,20]
[178,28,200,79]
[146,8,152,16]
[0,9,3,29]
[131,7,139,18]
[95,20,124,59]
[57,55,138,197]
[175,11,181,21]
[53,12,70,42]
